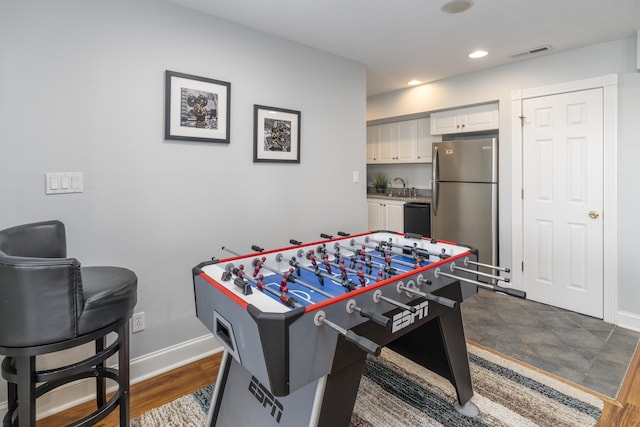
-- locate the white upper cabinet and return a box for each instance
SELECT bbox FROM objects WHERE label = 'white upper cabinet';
[378,120,416,162]
[366,124,381,163]
[430,103,499,135]
[416,118,435,162]
[366,118,434,164]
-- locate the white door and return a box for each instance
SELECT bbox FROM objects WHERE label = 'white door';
[522,88,603,318]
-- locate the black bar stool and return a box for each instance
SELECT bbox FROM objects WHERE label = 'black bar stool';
[0,220,137,426]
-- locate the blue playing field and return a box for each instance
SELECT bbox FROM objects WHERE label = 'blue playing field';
[245,250,433,307]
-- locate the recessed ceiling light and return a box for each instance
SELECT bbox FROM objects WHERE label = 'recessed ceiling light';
[468,50,488,59]
[441,0,474,14]
[407,80,422,86]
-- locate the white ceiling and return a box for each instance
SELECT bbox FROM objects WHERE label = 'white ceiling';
[168,0,640,96]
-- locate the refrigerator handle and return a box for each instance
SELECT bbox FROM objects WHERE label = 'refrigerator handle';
[432,146,438,216]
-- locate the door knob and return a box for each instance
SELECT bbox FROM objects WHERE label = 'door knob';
[588,210,599,219]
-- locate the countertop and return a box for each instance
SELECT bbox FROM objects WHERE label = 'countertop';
[367,192,431,204]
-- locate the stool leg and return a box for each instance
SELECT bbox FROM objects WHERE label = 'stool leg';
[95,336,106,408]
[16,356,36,427]
[118,321,131,426]
[6,358,17,410]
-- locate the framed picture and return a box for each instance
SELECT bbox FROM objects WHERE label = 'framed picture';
[165,70,231,143]
[253,105,301,163]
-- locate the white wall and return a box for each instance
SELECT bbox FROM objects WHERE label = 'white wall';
[368,36,640,327]
[0,0,367,410]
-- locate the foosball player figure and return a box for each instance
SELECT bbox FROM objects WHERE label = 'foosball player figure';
[253,256,266,277]
[384,252,393,270]
[308,250,318,268]
[339,259,348,281]
[279,274,290,294]
[357,265,366,287]
[256,274,265,292]
[323,253,332,275]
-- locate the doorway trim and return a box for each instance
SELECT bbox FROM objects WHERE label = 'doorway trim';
[511,74,618,323]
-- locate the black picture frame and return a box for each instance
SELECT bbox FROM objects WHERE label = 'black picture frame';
[165,70,231,143]
[253,105,301,163]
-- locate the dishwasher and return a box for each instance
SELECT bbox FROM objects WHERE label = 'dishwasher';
[404,202,431,237]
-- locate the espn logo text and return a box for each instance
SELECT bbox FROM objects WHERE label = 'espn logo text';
[248,376,284,423]
[391,300,429,333]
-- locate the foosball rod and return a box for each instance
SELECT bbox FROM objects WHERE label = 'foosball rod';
[345,299,390,328]
[291,239,387,282]
[311,247,384,281]
[372,289,417,313]
[254,255,335,298]
[315,244,391,275]
[396,283,457,309]
[450,263,510,283]
[464,257,511,273]
[320,232,415,268]
[221,246,241,256]
[343,241,419,270]
[434,268,526,299]
[227,245,334,297]
[363,235,445,260]
[314,310,381,356]
[288,257,359,292]
[230,267,302,308]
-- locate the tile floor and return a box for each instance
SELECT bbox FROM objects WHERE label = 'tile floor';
[461,288,640,398]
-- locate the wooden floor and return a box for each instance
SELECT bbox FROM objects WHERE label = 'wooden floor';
[38,354,221,426]
[40,343,640,426]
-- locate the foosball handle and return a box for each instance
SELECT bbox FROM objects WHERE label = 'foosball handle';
[290,239,302,246]
[404,232,423,240]
[320,233,333,239]
[251,245,264,252]
[337,231,350,236]
[493,285,527,299]
[358,310,391,329]
[345,330,381,356]
[425,293,457,309]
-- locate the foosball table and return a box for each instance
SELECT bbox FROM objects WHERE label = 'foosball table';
[192,231,524,426]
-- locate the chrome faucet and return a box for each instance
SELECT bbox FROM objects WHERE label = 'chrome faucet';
[393,177,406,196]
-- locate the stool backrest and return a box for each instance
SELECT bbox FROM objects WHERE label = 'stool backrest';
[0,220,83,348]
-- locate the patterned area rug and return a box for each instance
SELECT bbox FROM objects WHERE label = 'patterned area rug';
[131,345,603,427]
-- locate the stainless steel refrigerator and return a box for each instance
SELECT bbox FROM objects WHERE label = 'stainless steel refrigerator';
[431,138,498,268]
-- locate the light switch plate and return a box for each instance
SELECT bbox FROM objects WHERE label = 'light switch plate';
[46,172,83,194]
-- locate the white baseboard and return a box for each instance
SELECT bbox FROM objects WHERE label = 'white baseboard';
[0,334,222,420]
[616,310,640,332]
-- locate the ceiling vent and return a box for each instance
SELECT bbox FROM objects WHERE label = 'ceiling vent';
[509,45,553,59]
[441,0,473,14]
